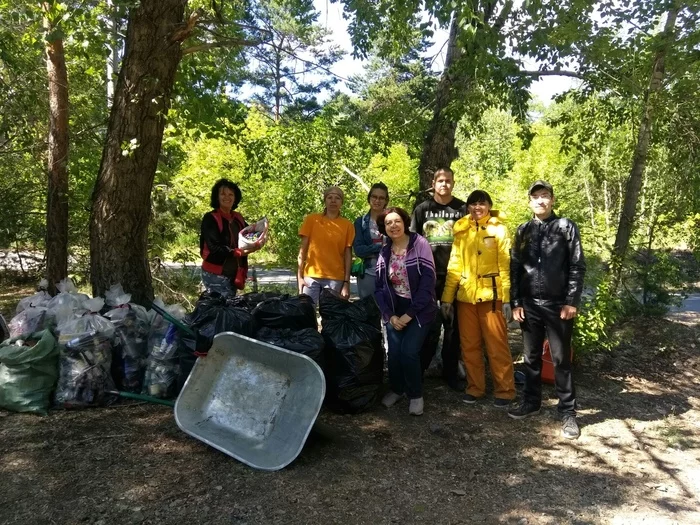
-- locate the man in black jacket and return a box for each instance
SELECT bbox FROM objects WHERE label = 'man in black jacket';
[508,180,586,440]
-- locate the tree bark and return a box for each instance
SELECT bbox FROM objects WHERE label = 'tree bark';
[44,12,69,296]
[415,0,513,197]
[90,0,188,304]
[416,16,462,196]
[611,5,678,287]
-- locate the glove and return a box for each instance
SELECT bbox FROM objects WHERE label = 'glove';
[502,303,513,322]
[441,302,454,324]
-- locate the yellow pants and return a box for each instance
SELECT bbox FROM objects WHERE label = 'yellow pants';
[457,301,515,400]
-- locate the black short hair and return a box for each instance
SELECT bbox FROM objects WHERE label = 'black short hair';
[210,178,242,210]
[466,189,493,207]
[367,182,389,204]
[377,207,411,236]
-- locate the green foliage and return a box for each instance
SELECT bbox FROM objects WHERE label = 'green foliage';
[244,0,343,120]
[573,278,621,353]
[362,144,419,211]
[151,266,201,311]
[236,108,370,265]
[328,57,436,159]
[622,250,689,316]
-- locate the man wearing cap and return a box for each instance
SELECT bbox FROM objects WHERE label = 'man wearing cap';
[508,180,586,440]
[410,167,467,391]
[298,186,355,304]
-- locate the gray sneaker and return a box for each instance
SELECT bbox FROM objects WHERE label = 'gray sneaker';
[382,391,402,408]
[561,415,580,440]
[409,397,424,416]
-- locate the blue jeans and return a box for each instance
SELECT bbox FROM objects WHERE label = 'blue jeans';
[386,319,430,399]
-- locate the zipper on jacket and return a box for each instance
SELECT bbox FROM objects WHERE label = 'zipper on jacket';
[407,240,424,328]
[382,254,396,322]
[537,222,544,300]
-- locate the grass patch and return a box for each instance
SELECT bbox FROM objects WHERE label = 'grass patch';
[658,416,698,450]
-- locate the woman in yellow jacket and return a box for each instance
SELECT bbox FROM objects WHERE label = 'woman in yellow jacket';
[440,190,516,407]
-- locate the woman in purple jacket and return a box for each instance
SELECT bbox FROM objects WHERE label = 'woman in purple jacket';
[375,207,437,416]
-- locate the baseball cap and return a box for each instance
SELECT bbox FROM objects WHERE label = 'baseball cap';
[528,180,554,196]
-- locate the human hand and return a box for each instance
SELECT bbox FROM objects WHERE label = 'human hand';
[513,307,525,322]
[502,303,513,322]
[440,302,454,323]
[389,316,404,331]
[340,282,350,299]
[560,305,577,320]
[398,314,412,328]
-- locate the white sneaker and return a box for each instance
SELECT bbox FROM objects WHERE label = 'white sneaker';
[382,391,402,408]
[409,397,424,416]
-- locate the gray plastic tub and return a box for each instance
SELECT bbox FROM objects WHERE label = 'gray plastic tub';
[174,331,325,471]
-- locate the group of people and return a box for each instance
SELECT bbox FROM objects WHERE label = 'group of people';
[198,170,586,440]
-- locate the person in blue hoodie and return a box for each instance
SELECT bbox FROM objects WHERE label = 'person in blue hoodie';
[353,182,389,299]
[374,207,437,416]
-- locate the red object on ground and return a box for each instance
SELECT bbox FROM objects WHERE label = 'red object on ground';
[541,340,574,384]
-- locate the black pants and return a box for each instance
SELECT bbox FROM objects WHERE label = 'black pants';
[420,278,461,382]
[520,302,576,415]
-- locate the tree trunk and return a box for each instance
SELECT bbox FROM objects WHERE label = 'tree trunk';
[90,0,188,304]
[416,16,462,196]
[106,0,122,107]
[44,13,69,296]
[611,6,678,287]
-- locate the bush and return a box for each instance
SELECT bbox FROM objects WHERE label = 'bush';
[573,279,621,354]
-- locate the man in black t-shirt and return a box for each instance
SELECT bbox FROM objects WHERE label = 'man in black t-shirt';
[410,168,467,390]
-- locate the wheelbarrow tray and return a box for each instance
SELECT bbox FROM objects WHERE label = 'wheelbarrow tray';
[174,331,325,471]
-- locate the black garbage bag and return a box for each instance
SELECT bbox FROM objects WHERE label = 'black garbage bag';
[54,331,115,408]
[174,293,257,392]
[319,288,381,326]
[186,294,255,344]
[238,291,282,310]
[319,290,383,414]
[251,294,316,330]
[255,327,325,368]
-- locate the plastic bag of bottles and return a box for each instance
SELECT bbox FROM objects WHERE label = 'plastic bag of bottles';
[142,302,186,399]
[109,310,149,393]
[15,279,51,314]
[54,331,115,408]
[103,285,151,392]
[9,307,53,339]
[56,298,114,345]
[46,278,89,312]
[238,216,269,251]
[0,330,59,415]
[142,324,180,398]
[104,284,149,323]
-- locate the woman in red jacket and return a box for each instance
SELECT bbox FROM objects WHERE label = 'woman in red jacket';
[200,178,261,296]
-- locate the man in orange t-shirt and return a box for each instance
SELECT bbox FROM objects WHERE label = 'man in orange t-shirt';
[297,186,355,304]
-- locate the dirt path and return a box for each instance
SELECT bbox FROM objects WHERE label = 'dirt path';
[1,315,698,524]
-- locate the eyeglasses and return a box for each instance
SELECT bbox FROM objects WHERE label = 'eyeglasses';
[370,195,387,201]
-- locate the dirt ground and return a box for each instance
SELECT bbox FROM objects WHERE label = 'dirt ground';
[1,294,699,525]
